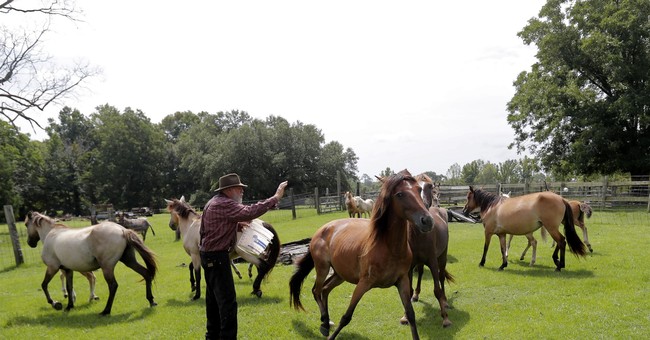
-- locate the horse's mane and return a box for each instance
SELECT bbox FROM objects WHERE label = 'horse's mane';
[415,173,432,184]
[472,188,504,211]
[27,212,68,228]
[370,170,414,238]
[169,198,199,219]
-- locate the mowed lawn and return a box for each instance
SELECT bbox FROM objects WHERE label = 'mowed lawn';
[1,209,649,339]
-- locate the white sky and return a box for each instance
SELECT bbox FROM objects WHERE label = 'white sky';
[18,0,545,177]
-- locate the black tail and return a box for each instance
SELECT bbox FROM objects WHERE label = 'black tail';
[125,230,158,279]
[148,221,156,236]
[443,269,455,284]
[563,201,587,257]
[289,251,314,311]
[251,222,282,295]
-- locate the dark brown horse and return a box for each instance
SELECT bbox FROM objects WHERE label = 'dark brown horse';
[399,174,454,328]
[463,187,587,271]
[289,170,434,340]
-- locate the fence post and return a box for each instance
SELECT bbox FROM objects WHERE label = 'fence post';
[601,176,608,210]
[647,176,650,213]
[4,205,24,266]
[290,188,296,220]
[315,188,321,215]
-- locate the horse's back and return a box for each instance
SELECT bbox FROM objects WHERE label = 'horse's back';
[311,218,370,282]
[495,192,566,233]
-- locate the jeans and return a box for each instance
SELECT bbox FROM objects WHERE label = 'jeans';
[201,251,237,340]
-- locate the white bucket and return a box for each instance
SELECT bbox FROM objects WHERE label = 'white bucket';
[236,219,274,257]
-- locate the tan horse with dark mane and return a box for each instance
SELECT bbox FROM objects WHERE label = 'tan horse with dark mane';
[290,170,434,339]
[463,187,587,271]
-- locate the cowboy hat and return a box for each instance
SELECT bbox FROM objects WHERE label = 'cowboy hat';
[213,173,248,192]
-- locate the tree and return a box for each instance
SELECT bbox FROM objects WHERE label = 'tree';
[0,1,99,130]
[507,0,650,177]
[445,163,462,185]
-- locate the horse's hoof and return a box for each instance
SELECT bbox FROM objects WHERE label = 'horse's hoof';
[411,295,419,302]
[399,316,409,325]
[53,301,63,310]
[442,320,452,328]
[319,325,330,337]
[150,301,158,307]
[251,290,262,298]
[555,268,562,272]
[65,306,73,312]
[191,296,201,301]
[589,248,593,253]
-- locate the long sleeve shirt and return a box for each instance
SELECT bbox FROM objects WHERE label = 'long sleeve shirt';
[199,193,278,252]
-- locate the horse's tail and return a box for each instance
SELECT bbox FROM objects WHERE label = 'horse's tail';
[259,222,281,277]
[562,200,587,257]
[147,220,156,236]
[289,250,314,312]
[124,230,158,279]
[443,268,455,284]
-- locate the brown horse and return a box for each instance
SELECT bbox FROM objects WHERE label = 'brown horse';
[399,173,454,328]
[508,199,594,262]
[344,191,360,218]
[289,169,434,340]
[463,187,587,271]
[25,211,157,315]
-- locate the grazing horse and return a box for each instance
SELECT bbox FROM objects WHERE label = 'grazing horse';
[344,191,360,218]
[117,212,156,241]
[507,200,594,262]
[25,211,157,315]
[289,170,434,339]
[354,196,374,218]
[165,196,281,299]
[463,187,587,271]
[399,173,454,328]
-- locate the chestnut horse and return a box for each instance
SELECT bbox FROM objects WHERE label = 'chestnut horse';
[25,212,157,315]
[344,191,360,218]
[166,196,280,299]
[463,187,587,271]
[400,173,454,328]
[289,170,434,339]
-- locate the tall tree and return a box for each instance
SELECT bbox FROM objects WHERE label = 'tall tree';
[507,0,650,176]
[0,1,99,129]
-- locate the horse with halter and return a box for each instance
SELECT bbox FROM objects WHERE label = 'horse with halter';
[165,196,281,299]
[289,170,434,339]
[25,211,157,315]
[463,187,587,271]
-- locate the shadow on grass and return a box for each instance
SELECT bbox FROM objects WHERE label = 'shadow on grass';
[417,299,469,339]
[290,319,372,340]
[485,260,595,278]
[4,304,155,329]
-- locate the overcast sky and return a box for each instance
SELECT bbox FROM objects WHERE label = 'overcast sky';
[20,0,546,177]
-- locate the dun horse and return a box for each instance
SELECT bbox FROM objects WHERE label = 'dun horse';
[507,200,594,263]
[117,212,156,241]
[165,196,281,299]
[25,211,157,315]
[289,170,434,339]
[463,187,587,271]
[400,173,454,328]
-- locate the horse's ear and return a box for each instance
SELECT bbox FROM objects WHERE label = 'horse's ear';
[469,186,474,192]
[164,199,172,204]
[180,195,186,202]
[375,175,385,183]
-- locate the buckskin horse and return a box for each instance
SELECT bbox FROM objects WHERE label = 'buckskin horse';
[289,169,434,339]
[463,187,587,271]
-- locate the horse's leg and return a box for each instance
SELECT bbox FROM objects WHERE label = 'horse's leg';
[506,234,513,258]
[63,268,75,311]
[525,233,537,266]
[99,266,119,315]
[412,264,424,302]
[320,274,345,334]
[328,280,373,340]
[498,234,508,270]
[547,228,567,272]
[60,270,68,299]
[311,261,334,336]
[231,261,242,279]
[480,232,493,267]
[190,253,202,300]
[393,276,421,340]
[430,259,451,328]
[189,261,196,292]
[83,271,99,302]
[120,247,157,308]
[579,222,593,252]
[42,267,63,310]
[248,263,254,278]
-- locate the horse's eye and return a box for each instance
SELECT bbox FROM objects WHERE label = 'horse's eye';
[396,192,404,198]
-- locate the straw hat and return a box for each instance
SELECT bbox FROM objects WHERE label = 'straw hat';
[213,173,248,192]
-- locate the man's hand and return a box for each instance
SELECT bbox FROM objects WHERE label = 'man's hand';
[274,181,288,200]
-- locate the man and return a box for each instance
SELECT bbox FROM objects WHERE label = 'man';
[200,173,288,340]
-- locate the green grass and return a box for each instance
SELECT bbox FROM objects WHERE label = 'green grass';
[1,210,649,339]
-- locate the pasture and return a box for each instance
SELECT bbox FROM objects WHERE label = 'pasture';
[1,209,649,339]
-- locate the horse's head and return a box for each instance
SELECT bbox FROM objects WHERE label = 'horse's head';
[415,173,434,209]
[24,211,49,248]
[164,198,180,231]
[462,186,478,216]
[374,169,433,233]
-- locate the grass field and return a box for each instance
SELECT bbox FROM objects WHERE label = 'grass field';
[1,209,649,339]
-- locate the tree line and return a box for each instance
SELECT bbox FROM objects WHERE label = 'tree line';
[0,106,359,217]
